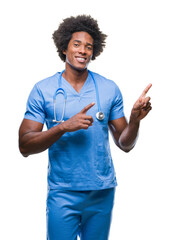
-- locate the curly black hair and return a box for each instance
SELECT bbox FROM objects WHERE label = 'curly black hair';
[52,15,107,62]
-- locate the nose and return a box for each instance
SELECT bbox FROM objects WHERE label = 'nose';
[78,45,86,55]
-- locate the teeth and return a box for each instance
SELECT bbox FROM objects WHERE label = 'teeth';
[76,57,86,62]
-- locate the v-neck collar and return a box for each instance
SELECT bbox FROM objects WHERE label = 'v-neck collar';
[61,72,91,96]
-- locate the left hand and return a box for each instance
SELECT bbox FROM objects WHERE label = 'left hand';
[130,84,152,122]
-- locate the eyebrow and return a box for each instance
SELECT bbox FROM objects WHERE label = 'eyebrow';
[73,40,93,47]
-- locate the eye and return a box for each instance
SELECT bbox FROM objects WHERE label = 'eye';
[87,46,92,50]
[86,45,93,51]
[73,43,79,47]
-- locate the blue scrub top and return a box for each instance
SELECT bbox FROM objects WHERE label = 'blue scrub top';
[24,71,124,190]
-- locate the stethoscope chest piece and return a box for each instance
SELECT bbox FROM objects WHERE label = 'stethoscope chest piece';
[96,111,105,121]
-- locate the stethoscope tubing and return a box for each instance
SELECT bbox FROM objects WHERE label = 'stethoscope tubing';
[53,70,104,122]
[88,70,101,112]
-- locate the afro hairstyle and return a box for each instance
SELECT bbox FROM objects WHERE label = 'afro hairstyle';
[52,15,107,62]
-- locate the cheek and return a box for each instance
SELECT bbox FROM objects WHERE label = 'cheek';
[66,50,74,59]
[66,54,75,64]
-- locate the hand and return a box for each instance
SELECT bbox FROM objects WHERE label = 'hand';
[61,102,95,132]
[130,84,152,123]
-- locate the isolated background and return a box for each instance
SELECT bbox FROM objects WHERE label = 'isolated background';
[1,0,170,239]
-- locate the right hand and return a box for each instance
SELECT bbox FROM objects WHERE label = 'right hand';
[61,102,95,132]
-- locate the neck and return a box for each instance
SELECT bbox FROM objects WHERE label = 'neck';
[62,63,88,84]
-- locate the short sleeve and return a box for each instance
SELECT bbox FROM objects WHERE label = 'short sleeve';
[24,84,46,124]
[109,85,124,121]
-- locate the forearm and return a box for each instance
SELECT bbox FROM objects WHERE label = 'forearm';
[19,102,95,157]
[19,123,66,157]
[118,118,140,152]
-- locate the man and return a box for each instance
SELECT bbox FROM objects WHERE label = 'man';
[19,15,152,240]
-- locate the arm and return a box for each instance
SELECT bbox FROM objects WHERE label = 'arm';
[19,103,95,157]
[19,119,65,157]
[109,84,152,152]
[109,117,139,152]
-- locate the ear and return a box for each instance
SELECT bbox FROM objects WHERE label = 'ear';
[62,49,67,55]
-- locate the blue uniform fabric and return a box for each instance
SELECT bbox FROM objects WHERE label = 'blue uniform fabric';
[24,71,124,191]
[46,187,116,240]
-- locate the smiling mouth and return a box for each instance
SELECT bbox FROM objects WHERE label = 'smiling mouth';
[75,57,87,63]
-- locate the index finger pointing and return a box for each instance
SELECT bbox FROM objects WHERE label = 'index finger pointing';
[81,102,95,114]
[141,83,152,97]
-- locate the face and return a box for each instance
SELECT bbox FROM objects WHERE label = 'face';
[63,32,94,71]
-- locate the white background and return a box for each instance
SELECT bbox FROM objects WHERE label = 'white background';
[1,0,170,239]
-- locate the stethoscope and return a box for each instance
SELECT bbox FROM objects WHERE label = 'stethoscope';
[53,70,105,123]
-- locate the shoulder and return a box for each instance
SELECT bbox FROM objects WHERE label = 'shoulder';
[35,72,60,91]
[90,71,121,95]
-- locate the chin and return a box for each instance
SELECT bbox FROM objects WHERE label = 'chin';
[70,63,88,72]
[76,66,87,71]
